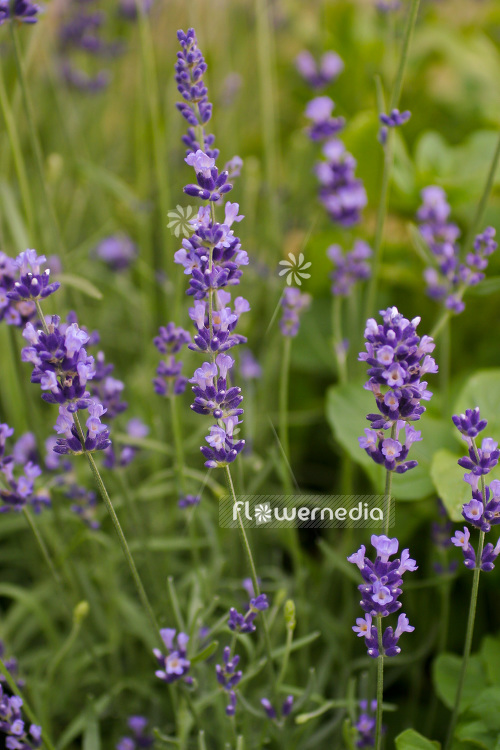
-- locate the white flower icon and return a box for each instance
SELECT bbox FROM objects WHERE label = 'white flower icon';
[167,205,197,238]
[278,252,312,286]
[254,503,272,524]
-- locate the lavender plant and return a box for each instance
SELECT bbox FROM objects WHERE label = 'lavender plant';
[348,535,417,749]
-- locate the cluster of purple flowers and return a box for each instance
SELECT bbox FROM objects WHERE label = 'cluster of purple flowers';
[57,0,120,92]
[302,85,367,227]
[0,425,50,514]
[116,716,153,750]
[0,641,25,690]
[0,252,37,328]
[153,629,191,685]
[378,108,411,145]
[358,307,438,473]
[0,684,42,749]
[153,323,191,397]
[355,700,380,748]
[0,0,40,24]
[295,50,344,90]
[216,593,269,715]
[20,312,110,456]
[261,695,294,722]
[173,29,249,471]
[451,408,500,571]
[7,250,59,304]
[280,287,311,337]
[327,241,372,297]
[417,187,497,313]
[431,499,457,575]
[348,535,416,658]
[95,235,138,271]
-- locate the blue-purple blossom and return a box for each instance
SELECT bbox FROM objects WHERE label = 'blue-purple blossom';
[280,287,311,337]
[228,594,269,634]
[7,250,60,303]
[261,695,294,721]
[216,646,242,716]
[116,716,153,750]
[153,629,191,684]
[95,235,138,271]
[451,408,500,571]
[0,640,25,690]
[355,700,382,748]
[0,0,40,24]
[296,50,344,89]
[417,187,497,312]
[153,323,191,397]
[240,350,262,380]
[348,535,416,657]
[327,241,372,296]
[0,425,50,514]
[358,308,437,471]
[305,97,345,141]
[0,683,42,749]
[315,139,367,227]
[178,494,200,509]
[0,252,36,328]
[378,108,411,145]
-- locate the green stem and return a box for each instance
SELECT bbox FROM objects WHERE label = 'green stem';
[444,530,484,749]
[9,24,65,258]
[224,466,275,680]
[332,295,347,384]
[375,616,384,750]
[279,335,292,493]
[431,129,500,341]
[169,394,186,494]
[74,414,160,637]
[363,0,420,320]
[0,54,34,237]
[0,656,57,750]
[275,625,293,691]
[34,301,160,639]
[383,424,396,535]
[22,506,62,588]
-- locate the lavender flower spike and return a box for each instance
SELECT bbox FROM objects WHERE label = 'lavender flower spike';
[378,108,411,145]
[348,535,417,657]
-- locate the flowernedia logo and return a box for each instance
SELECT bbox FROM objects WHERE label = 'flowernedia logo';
[219,495,390,529]
[167,205,197,237]
[278,252,312,286]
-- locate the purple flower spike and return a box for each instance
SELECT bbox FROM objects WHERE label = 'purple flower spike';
[153,629,191,684]
[452,407,487,438]
[280,287,311,337]
[378,109,411,144]
[358,307,437,473]
[296,50,344,90]
[348,536,416,657]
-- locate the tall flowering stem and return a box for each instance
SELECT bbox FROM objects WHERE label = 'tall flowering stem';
[445,408,500,749]
[25,290,160,639]
[9,23,65,259]
[430,131,500,340]
[358,307,438,529]
[348,536,417,748]
[363,0,420,319]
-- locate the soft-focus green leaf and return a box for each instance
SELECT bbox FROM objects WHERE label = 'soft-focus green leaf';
[433,654,486,712]
[56,273,103,300]
[395,729,440,750]
[430,449,469,521]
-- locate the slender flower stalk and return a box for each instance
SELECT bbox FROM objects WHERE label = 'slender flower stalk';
[363,0,420,319]
[8,265,161,639]
[445,408,500,748]
[9,23,66,259]
[0,656,55,750]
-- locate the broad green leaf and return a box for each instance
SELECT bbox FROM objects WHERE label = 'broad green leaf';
[56,273,103,300]
[395,729,440,750]
[469,687,500,732]
[326,383,455,500]
[430,450,469,521]
[455,720,498,750]
[190,640,218,665]
[433,653,486,712]
[454,370,500,445]
[480,636,500,686]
